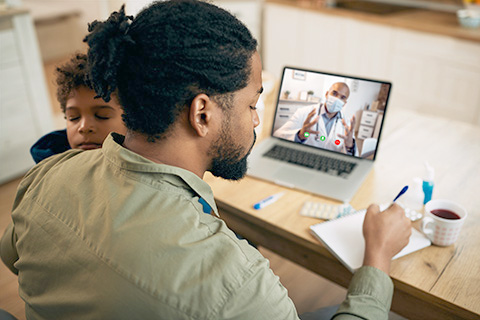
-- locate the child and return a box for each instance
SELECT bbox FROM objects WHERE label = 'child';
[30,53,127,163]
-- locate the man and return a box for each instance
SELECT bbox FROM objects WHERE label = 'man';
[0,1,411,319]
[274,82,357,155]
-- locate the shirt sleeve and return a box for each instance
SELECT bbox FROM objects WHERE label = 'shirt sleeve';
[219,254,392,320]
[294,131,306,143]
[0,222,19,275]
[346,138,356,156]
[332,266,394,320]
[273,106,314,141]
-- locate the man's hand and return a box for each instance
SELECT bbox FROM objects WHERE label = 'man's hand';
[338,115,356,148]
[297,108,320,141]
[362,203,411,275]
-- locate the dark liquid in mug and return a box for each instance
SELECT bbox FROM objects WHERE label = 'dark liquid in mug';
[431,209,461,220]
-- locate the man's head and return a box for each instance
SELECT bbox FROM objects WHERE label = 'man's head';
[84,0,258,140]
[84,0,261,179]
[56,54,126,150]
[324,82,350,114]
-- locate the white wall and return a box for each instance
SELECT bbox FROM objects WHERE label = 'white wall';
[342,80,382,120]
[22,0,104,61]
[281,69,325,100]
[281,68,382,120]
[264,3,480,126]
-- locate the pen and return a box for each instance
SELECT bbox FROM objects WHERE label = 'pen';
[392,185,409,203]
[253,193,285,210]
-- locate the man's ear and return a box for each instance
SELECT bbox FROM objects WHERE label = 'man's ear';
[189,93,215,137]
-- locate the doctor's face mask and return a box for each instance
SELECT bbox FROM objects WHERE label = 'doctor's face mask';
[325,96,345,114]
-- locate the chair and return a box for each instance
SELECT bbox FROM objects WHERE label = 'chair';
[361,138,377,158]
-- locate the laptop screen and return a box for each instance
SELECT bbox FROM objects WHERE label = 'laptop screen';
[271,67,392,160]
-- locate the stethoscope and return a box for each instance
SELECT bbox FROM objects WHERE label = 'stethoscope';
[314,103,342,142]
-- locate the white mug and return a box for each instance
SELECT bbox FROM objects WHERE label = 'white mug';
[421,199,467,246]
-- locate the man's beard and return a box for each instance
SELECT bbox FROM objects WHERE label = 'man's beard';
[209,128,257,181]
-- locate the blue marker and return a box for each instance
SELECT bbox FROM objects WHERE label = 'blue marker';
[392,185,409,203]
[253,193,285,210]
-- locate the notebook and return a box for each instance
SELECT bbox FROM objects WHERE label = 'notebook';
[248,67,392,202]
[309,208,431,273]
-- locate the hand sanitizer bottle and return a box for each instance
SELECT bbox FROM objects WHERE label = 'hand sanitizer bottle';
[422,162,434,204]
[400,178,424,220]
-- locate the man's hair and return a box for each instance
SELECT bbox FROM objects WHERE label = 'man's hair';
[55,53,93,113]
[83,0,258,141]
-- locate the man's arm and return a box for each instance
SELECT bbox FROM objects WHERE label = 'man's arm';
[345,138,356,156]
[333,266,393,320]
[221,204,410,320]
[1,222,19,275]
[294,132,307,143]
[227,251,394,320]
[332,204,411,319]
[338,115,356,154]
[274,107,319,141]
[0,159,49,276]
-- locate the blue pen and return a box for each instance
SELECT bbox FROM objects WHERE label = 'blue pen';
[253,193,285,210]
[392,185,409,203]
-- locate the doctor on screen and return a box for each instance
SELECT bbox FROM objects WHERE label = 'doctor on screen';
[274,82,357,156]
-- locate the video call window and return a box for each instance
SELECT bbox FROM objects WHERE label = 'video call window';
[272,68,391,159]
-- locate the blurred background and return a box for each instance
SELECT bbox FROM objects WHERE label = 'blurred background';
[1,0,479,183]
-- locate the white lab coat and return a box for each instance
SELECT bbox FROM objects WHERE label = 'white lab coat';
[274,104,355,155]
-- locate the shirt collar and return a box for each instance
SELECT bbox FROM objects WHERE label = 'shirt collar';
[102,133,219,217]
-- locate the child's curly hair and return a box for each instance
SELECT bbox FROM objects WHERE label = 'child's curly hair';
[55,53,93,113]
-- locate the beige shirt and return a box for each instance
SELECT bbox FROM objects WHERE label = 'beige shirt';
[1,133,393,319]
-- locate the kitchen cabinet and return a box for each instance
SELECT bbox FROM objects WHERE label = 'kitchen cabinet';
[390,29,480,123]
[264,4,394,80]
[263,2,480,125]
[0,9,54,183]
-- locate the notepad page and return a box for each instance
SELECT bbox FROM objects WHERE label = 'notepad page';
[310,209,431,273]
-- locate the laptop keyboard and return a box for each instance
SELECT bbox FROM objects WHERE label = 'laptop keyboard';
[263,145,357,178]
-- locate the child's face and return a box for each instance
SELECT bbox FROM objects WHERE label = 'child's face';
[65,86,127,150]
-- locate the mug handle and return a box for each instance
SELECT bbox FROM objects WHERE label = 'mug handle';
[421,216,435,240]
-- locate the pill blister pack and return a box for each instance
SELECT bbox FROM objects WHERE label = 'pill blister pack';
[399,204,423,221]
[300,202,422,221]
[299,202,355,220]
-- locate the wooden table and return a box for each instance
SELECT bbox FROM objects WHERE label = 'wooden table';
[205,104,480,319]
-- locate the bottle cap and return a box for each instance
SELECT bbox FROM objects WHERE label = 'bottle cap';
[424,161,434,181]
[401,177,424,211]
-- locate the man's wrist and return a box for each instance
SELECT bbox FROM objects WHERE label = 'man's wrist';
[346,138,354,149]
[297,131,306,141]
[363,251,391,275]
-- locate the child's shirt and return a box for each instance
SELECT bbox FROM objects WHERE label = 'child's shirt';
[30,129,71,164]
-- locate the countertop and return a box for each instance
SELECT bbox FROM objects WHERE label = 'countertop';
[0,7,29,19]
[267,0,480,44]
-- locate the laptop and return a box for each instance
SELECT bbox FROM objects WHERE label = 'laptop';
[247,67,392,202]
